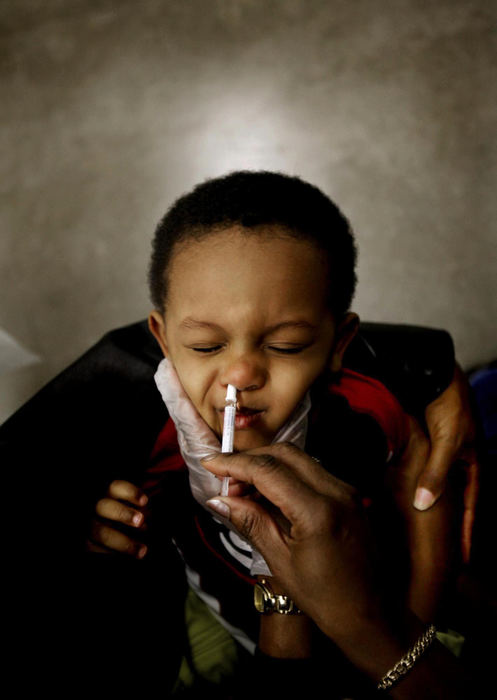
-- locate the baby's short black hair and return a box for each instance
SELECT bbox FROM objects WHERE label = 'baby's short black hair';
[149,170,357,317]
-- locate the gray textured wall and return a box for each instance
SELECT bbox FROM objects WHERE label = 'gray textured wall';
[1,0,496,422]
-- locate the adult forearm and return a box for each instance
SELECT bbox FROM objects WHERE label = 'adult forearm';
[258,613,313,658]
[323,610,470,699]
[256,575,313,658]
[203,448,472,698]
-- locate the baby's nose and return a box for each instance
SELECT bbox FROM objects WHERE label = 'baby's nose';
[220,356,266,392]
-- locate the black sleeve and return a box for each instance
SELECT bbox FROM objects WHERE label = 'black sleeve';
[344,322,455,416]
[2,320,166,557]
[4,322,190,696]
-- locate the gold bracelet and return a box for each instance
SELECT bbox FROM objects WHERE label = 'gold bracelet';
[377,624,437,691]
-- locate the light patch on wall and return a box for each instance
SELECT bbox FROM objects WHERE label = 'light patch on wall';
[186,89,292,178]
[0,327,41,376]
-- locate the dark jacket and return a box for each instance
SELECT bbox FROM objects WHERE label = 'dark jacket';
[3,320,454,697]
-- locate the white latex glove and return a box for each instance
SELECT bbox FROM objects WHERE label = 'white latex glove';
[154,357,311,575]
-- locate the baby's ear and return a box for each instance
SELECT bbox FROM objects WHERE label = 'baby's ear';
[328,313,359,373]
[148,311,169,358]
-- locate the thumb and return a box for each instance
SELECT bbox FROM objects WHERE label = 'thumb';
[206,496,285,563]
[155,357,220,451]
[413,438,454,510]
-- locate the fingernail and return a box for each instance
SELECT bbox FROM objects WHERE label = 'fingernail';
[132,513,143,526]
[414,487,436,511]
[206,498,230,519]
[137,545,148,559]
[139,494,148,506]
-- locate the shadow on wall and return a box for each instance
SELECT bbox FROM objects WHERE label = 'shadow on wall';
[1,1,496,421]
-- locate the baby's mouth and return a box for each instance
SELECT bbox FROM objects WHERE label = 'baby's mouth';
[219,405,265,430]
[236,405,262,415]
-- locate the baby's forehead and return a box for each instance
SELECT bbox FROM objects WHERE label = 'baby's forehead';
[172,223,319,262]
[166,227,331,315]
[176,222,296,247]
[169,227,326,279]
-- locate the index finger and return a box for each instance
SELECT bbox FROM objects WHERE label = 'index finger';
[205,443,349,498]
[202,448,344,527]
[107,480,148,507]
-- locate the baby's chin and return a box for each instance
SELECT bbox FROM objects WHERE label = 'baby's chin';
[232,430,275,452]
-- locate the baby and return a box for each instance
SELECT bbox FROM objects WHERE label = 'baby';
[87,171,463,691]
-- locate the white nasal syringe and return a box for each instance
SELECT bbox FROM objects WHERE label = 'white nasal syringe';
[220,384,237,497]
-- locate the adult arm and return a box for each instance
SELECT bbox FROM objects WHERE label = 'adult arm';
[203,444,472,699]
[416,364,479,564]
[384,415,458,623]
[347,324,479,561]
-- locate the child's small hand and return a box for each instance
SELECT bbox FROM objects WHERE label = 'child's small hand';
[85,480,149,559]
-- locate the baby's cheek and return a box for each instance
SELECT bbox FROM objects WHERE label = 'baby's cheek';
[202,406,222,437]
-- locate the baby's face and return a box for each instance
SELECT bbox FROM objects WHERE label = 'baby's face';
[150,226,355,451]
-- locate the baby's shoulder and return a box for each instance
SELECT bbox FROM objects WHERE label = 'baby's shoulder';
[328,369,411,461]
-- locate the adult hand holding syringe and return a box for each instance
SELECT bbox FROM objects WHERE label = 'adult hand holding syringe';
[154,357,309,576]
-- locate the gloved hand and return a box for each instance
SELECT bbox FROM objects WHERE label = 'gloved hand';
[154,357,222,504]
